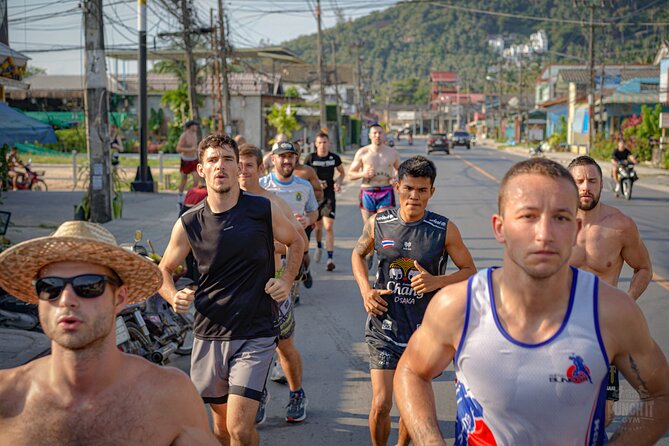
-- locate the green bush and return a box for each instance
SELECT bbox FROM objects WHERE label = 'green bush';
[590,136,616,160]
[43,127,87,153]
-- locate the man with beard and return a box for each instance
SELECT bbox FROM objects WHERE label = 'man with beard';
[0,221,216,445]
[259,141,318,422]
[395,158,669,446]
[159,134,305,445]
[568,155,653,426]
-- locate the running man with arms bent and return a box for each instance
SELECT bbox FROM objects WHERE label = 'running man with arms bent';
[352,156,476,446]
[568,155,653,426]
[394,158,669,446]
[348,124,400,223]
[159,134,305,446]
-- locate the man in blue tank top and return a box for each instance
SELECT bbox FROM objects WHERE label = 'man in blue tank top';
[395,158,669,446]
[158,134,305,445]
[352,156,476,446]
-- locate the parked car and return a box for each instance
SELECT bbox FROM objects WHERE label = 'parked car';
[452,130,472,149]
[426,133,450,154]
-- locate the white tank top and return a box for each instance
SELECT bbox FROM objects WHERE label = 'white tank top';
[454,267,609,446]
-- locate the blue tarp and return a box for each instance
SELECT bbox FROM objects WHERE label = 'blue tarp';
[0,102,57,146]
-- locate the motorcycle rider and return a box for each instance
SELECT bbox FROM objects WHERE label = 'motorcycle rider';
[611,139,637,193]
[6,146,25,191]
[0,220,217,445]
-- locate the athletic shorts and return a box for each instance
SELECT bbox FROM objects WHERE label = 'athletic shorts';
[274,296,296,340]
[180,159,199,174]
[606,365,620,401]
[359,186,395,213]
[305,224,314,241]
[366,333,405,370]
[190,336,277,404]
[318,196,336,220]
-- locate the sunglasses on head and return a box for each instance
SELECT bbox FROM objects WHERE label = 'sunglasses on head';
[33,274,122,301]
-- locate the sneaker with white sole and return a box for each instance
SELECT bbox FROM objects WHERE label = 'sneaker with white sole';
[255,388,270,425]
[270,360,287,384]
[326,259,335,271]
[286,392,308,423]
[313,247,322,263]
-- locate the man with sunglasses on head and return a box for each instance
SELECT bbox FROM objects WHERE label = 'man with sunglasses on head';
[0,220,217,445]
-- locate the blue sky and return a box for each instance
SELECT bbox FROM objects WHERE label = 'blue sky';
[7,0,398,75]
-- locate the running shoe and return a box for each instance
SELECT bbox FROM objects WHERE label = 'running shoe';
[270,360,288,384]
[303,269,313,288]
[255,388,270,425]
[314,247,322,263]
[326,259,336,271]
[286,392,308,423]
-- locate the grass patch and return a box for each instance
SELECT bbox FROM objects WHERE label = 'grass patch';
[24,154,180,169]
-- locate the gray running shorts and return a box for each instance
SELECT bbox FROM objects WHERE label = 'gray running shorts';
[366,334,405,370]
[190,336,277,404]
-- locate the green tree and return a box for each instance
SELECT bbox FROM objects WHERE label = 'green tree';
[267,104,301,140]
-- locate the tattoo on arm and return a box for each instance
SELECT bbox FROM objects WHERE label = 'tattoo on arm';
[629,354,651,399]
[354,219,373,256]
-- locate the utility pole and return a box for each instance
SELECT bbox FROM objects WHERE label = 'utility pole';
[316,0,327,132]
[331,39,343,152]
[217,0,231,133]
[587,3,595,155]
[83,0,112,221]
[131,0,154,193]
[180,0,200,125]
[210,8,223,132]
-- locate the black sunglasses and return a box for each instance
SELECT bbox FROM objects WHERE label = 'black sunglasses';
[33,274,122,301]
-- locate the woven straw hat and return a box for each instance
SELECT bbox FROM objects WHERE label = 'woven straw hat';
[0,221,163,304]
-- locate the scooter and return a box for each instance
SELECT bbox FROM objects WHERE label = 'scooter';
[613,160,638,200]
[529,141,548,157]
[116,231,194,364]
[4,161,48,191]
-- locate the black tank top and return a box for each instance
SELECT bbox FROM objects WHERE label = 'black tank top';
[181,191,278,340]
[367,208,449,345]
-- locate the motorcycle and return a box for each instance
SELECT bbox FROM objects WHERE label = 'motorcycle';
[116,231,194,364]
[613,160,638,200]
[529,141,548,157]
[3,161,48,191]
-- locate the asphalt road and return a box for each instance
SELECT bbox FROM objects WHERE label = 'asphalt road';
[170,139,669,445]
[2,139,667,444]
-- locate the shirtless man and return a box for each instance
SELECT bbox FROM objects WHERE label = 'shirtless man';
[348,124,401,223]
[177,120,201,202]
[394,158,669,445]
[0,220,216,445]
[568,155,653,425]
[238,144,309,424]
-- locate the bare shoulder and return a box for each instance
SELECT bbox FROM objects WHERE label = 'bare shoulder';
[600,203,638,232]
[354,145,370,157]
[268,193,293,219]
[128,354,194,394]
[426,280,469,344]
[597,281,645,354]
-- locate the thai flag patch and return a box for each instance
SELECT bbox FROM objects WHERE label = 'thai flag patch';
[381,239,395,249]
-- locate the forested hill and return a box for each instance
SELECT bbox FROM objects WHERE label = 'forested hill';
[282,0,668,97]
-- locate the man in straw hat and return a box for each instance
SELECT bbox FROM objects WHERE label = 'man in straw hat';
[0,220,217,445]
[159,134,305,446]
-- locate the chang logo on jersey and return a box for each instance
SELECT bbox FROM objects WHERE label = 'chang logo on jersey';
[455,381,497,446]
[386,257,423,303]
[549,354,593,384]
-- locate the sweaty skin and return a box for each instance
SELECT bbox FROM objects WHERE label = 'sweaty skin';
[394,174,669,446]
[569,164,652,301]
[0,261,216,446]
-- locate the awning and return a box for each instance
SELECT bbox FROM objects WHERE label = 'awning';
[600,91,659,105]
